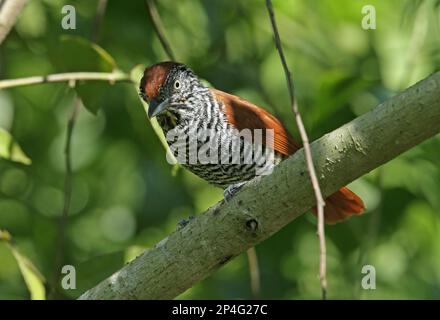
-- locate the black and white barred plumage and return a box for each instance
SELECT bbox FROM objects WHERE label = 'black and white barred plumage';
[143,63,280,188]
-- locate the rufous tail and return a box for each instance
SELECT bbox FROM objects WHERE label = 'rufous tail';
[312,187,365,224]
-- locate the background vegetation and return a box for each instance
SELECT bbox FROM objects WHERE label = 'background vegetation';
[0,0,440,299]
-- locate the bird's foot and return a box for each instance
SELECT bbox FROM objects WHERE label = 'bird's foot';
[176,215,195,230]
[223,182,247,202]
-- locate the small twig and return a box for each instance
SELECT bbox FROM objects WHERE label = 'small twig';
[0,71,131,90]
[90,0,108,43]
[51,97,80,298]
[145,0,176,61]
[246,247,261,299]
[51,2,109,298]
[265,0,327,299]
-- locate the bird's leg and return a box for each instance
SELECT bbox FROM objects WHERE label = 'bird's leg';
[176,215,195,230]
[223,182,247,202]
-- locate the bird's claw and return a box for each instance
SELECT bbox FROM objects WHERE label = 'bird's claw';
[223,182,246,202]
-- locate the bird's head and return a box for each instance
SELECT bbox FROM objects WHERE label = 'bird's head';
[139,61,204,119]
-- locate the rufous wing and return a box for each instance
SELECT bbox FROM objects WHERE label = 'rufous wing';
[211,88,365,223]
[211,88,300,156]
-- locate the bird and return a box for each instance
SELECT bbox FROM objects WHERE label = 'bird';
[139,61,365,224]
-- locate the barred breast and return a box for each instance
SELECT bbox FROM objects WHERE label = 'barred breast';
[159,97,282,189]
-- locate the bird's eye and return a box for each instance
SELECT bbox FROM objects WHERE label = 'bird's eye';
[174,80,181,90]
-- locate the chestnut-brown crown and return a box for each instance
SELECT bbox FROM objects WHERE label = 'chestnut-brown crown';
[139,61,182,102]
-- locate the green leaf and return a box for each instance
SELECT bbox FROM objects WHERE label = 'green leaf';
[1,230,46,300]
[10,245,46,300]
[0,128,32,165]
[49,36,117,114]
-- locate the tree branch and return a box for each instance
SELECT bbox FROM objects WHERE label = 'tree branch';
[78,71,440,300]
[265,0,327,298]
[0,71,131,90]
[0,0,29,45]
[145,0,176,61]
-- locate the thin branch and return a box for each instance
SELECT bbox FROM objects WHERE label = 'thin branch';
[51,96,80,298]
[145,0,176,61]
[52,3,109,298]
[0,71,131,90]
[90,0,108,43]
[265,0,327,299]
[78,71,440,299]
[0,0,29,45]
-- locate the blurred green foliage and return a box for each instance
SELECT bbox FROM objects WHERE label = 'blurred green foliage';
[0,0,440,299]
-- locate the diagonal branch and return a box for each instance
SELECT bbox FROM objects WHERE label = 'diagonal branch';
[78,71,440,300]
[265,0,327,299]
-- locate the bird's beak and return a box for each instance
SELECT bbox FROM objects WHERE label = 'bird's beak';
[148,98,169,118]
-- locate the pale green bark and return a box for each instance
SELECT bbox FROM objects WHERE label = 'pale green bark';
[79,71,440,300]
